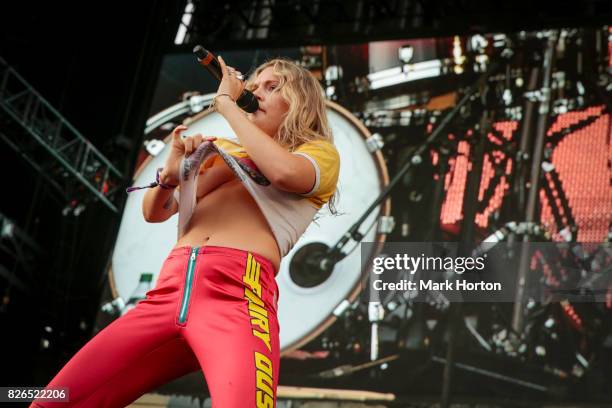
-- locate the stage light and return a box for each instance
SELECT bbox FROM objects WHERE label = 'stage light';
[544,318,555,328]
[470,35,488,53]
[1,219,14,238]
[324,65,342,81]
[474,54,489,72]
[493,33,508,48]
[398,45,414,63]
[453,36,465,74]
[502,89,513,106]
[174,0,195,45]
[74,204,86,217]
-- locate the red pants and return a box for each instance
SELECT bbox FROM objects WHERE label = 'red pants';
[32,245,280,408]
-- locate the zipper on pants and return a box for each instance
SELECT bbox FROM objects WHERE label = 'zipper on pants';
[177,246,199,325]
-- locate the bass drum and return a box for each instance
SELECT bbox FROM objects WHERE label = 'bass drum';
[110,100,390,354]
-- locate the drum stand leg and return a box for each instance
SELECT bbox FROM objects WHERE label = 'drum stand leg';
[511,31,558,337]
[441,104,493,408]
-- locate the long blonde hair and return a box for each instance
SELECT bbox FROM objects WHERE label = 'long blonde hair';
[247,58,339,214]
[245,58,333,150]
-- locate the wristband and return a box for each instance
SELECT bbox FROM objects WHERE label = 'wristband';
[210,93,235,112]
[126,168,178,193]
[214,93,235,103]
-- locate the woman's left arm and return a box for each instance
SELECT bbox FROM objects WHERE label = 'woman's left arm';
[215,57,316,194]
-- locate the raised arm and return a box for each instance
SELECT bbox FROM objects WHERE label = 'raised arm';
[142,125,217,223]
[142,163,234,223]
[142,179,178,223]
[214,56,317,194]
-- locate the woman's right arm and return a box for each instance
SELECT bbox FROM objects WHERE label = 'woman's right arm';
[141,125,216,223]
[142,169,179,223]
[142,159,236,222]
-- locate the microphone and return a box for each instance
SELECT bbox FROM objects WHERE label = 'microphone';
[193,45,259,113]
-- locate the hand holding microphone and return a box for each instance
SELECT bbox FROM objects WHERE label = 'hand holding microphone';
[193,46,259,113]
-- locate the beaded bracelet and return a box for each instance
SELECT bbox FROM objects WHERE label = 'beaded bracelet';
[126,168,178,193]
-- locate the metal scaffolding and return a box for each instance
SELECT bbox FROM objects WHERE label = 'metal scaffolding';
[0,57,123,213]
[174,0,612,50]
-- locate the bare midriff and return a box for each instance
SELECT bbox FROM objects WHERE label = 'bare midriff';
[173,178,281,273]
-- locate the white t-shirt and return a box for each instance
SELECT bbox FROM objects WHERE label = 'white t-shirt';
[175,138,340,258]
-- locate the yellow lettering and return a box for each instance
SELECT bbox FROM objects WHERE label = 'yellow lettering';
[257,392,274,408]
[244,287,264,307]
[256,369,274,397]
[251,315,270,333]
[252,329,272,352]
[243,254,262,297]
[248,301,268,318]
[255,352,273,377]
[244,254,273,354]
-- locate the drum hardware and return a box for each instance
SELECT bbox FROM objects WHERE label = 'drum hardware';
[376,216,395,234]
[332,299,352,317]
[524,89,548,103]
[368,301,385,361]
[460,227,610,380]
[144,93,214,134]
[425,289,451,312]
[439,51,513,406]
[551,97,586,114]
[306,61,511,379]
[463,316,492,352]
[290,242,334,288]
[540,164,579,239]
[365,133,384,152]
[504,105,522,121]
[473,221,551,257]
[314,354,399,379]
[188,94,211,113]
[312,55,509,283]
[432,355,551,393]
[143,139,165,156]
[512,31,558,336]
